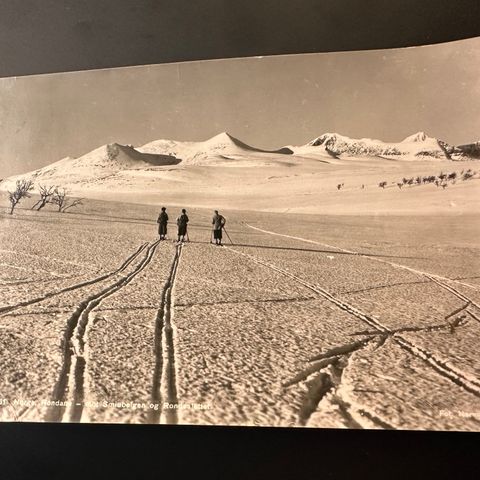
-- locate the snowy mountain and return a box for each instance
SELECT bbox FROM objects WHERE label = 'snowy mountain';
[401,131,429,142]
[2,143,181,187]
[138,132,292,165]
[1,131,478,195]
[445,142,480,160]
[0,133,293,190]
[293,131,457,160]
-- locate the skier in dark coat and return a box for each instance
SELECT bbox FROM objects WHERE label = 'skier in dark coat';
[176,209,189,243]
[157,207,169,240]
[212,210,226,246]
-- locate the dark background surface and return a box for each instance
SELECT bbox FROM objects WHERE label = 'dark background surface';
[1,422,479,480]
[0,0,480,77]
[1,1,479,478]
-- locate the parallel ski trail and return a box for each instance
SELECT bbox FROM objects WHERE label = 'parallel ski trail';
[149,243,183,424]
[225,246,480,400]
[149,244,183,424]
[245,223,480,291]
[0,242,149,316]
[426,275,480,310]
[45,240,160,423]
[245,224,480,323]
[294,341,396,429]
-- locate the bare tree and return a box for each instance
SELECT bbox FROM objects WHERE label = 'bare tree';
[51,187,83,213]
[31,184,56,211]
[62,198,83,213]
[8,179,34,214]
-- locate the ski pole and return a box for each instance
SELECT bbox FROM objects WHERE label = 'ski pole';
[223,227,233,245]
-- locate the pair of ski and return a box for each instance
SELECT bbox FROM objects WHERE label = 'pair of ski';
[158,238,189,245]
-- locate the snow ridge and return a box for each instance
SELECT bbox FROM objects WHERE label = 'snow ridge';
[297,131,448,159]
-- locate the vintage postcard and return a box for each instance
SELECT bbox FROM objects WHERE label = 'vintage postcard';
[0,37,479,429]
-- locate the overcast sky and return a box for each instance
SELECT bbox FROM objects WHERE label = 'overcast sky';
[1,36,479,177]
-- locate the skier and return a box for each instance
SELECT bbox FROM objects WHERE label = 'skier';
[157,207,168,240]
[176,208,189,243]
[212,210,226,246]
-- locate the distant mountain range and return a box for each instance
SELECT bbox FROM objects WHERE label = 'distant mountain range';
[291,131,480,160]
[1,131,478,189]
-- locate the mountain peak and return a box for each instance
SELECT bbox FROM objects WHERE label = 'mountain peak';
[308,132,347,147]
[205,132,235,144]
[402,131,429,142]
[296,131,452,159]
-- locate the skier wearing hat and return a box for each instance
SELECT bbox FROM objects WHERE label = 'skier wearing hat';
[157,207,169,240]
[212,210,226,246]
[176,208,189,243]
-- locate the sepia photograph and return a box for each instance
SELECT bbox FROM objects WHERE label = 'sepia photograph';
[0,35,479,431]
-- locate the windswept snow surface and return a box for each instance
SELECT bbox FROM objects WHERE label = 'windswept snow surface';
[1,150,479,216]
[0,200,479,430]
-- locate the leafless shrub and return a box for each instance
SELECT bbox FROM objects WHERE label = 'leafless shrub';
[8,179,34,214]
[31,184,56,211]
[51,187,83,213]
[462,170,475,181]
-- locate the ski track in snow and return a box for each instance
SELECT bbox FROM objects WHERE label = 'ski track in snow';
[224,239,480,427]
[4,217,478,428]
[0,243,149,316]
[149,243,183,425]
[245,223,480,292]
[45,240,160,423]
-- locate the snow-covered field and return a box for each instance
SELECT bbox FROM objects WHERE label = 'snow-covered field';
[1,199,479,430]
[2,132,479,215]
